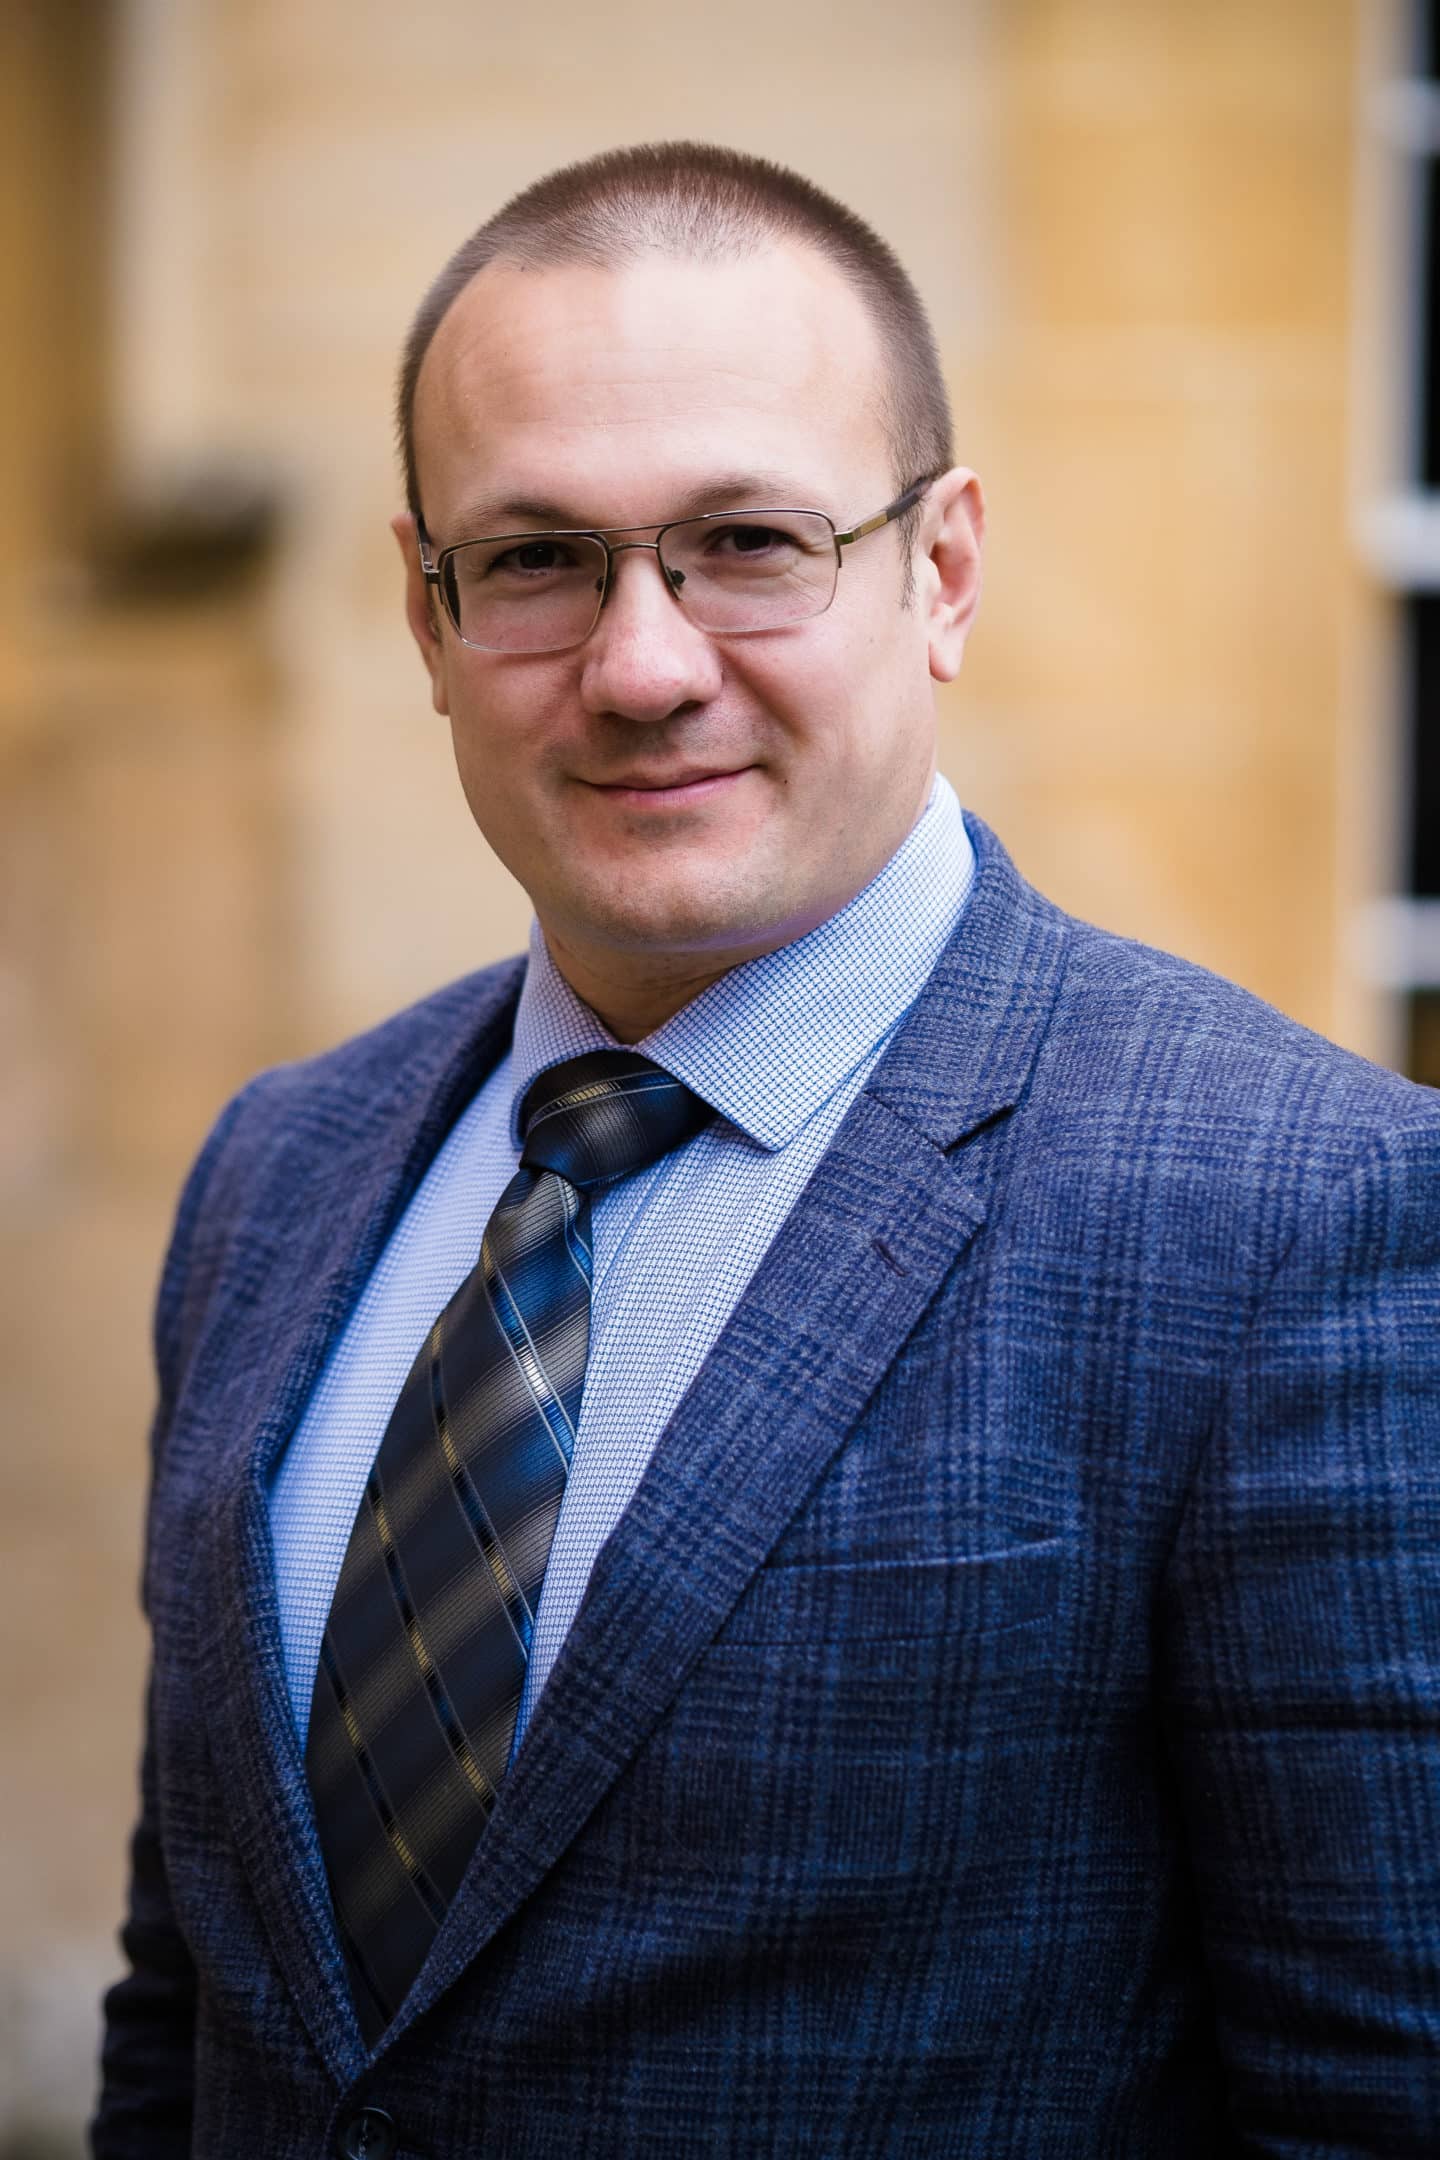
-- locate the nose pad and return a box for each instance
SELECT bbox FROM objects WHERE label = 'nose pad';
[596,539,687,615]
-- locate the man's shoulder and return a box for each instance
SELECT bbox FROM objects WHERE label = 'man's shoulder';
[182,955,525,1217]
[149,956,526,1382]
[932,864,1440,1307]
[242,954,525,1124]
[1053,910,1435,1137]
[1004,902,1440,1264]
[943,818,1439,1168]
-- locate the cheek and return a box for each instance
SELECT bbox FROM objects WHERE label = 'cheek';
[741,627,909,777]
[447,707,536,868]
[446,670,562,820]
[449,699,494,789]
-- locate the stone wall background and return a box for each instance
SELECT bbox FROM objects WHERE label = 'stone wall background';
[1,0,1388,2147]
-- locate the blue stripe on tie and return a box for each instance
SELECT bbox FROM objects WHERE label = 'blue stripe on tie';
[428,1335,535,1656]
[366,1473,498,1812]
[560,1182,593,1290]
[479,1225,579,1468]
[339,1924,396,2037]
[316,1636,449,1929]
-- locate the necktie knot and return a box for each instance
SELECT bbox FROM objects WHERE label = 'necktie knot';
[518,1050,713,1191]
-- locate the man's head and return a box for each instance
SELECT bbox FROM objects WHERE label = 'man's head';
[394,142,985,1034]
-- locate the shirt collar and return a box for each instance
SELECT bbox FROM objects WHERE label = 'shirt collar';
[508,774,975,1152]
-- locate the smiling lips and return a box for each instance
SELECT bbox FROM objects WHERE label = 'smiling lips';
[585,766,751,803]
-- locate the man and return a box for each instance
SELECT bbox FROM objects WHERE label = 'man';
[94,142,1440,2157]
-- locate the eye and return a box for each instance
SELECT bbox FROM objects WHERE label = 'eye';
[707,522,796,558]
[490,539,577,577]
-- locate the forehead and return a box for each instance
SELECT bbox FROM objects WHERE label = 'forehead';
[412,243,893,528]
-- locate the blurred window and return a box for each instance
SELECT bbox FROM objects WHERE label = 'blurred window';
[1420,0,1440,78]
[1407,597,1440,899]
[1376,4,1440,1081]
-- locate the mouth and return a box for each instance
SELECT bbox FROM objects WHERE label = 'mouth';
[580,766,754,808]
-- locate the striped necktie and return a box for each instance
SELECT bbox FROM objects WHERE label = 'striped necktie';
[305,1049,713,2042]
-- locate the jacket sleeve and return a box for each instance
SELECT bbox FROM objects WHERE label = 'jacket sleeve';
[1162,1115,1440,2152]
[90,1713,199,2158]
[90,1089,254,2158]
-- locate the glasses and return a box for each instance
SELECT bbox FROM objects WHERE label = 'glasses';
[416,479,932,654]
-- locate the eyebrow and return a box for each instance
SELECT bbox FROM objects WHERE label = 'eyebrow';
[441,472,832,539]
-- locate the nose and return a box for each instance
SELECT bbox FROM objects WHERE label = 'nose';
[578,543,724,722]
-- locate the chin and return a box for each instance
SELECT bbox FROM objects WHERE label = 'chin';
[557,861,797,960]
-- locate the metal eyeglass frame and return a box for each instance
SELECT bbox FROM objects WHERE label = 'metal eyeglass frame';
[414,476,934,651]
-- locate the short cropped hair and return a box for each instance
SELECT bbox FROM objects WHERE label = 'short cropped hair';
[396,141,954,522]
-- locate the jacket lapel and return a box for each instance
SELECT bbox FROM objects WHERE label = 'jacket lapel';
[384,818,1073,2052]
[194,963,525,2077]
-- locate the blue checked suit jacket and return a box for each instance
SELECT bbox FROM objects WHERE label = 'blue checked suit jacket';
[94,817,1440,2158]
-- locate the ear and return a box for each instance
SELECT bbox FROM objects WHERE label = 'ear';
[919,468,985,684]
[392,510,451,716]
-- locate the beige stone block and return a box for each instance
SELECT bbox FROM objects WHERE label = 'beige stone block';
[1002,0,1356,333]
[5,608,292,1180]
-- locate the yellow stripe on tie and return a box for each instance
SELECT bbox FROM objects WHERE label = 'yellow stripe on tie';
[334,1689,426,1883]
[431,1316,528,1623]
[372,1486,495,1812]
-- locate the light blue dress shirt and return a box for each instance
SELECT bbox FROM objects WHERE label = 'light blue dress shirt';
[269,776,975,1747]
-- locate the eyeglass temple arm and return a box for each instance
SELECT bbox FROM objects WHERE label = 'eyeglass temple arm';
[415,516,440,580]
[833,478,932,550]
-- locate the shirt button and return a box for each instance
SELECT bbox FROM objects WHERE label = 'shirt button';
[334,2106,398,2159]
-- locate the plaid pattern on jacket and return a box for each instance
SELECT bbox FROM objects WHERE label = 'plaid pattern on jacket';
[93,816,1440,2158]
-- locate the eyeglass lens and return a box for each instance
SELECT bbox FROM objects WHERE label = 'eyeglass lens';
[440,512,840,652]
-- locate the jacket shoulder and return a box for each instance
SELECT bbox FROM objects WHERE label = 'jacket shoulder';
[234,956,526,1131]
[1014,906,1440,1291]
[150,958,524,1389]
[1051,912,1437,1142]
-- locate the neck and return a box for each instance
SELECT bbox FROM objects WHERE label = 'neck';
[540,929,774,1042]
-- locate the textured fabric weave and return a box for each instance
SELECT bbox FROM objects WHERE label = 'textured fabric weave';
[269,775,975,1744]
[305,1053,712,2038]
[95,814,1440,2158]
